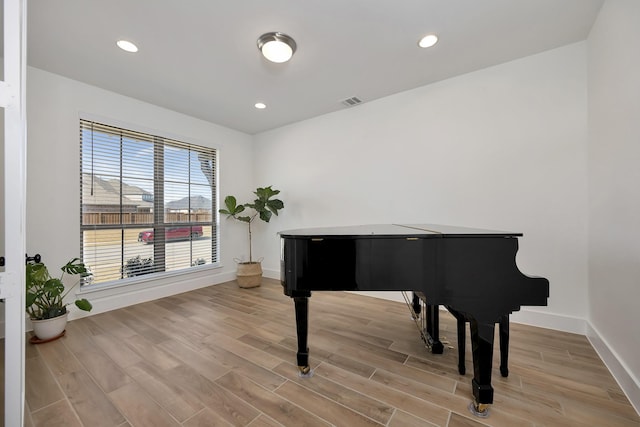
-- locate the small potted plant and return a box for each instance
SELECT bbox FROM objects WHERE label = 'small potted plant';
[219,186,284,288]
[122,255,154,277]
[26,256,93,342]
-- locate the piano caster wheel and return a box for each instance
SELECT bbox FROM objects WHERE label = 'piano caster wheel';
[298,365,314,378]
[468,401,490,418]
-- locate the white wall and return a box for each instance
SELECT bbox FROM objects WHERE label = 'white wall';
[254,42,589,332]
[587,0,640,412]
[25,66,254,318]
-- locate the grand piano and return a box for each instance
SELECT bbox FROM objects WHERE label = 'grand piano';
[279,224,549,416]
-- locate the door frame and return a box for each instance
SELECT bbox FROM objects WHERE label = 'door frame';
[2,0,28,425]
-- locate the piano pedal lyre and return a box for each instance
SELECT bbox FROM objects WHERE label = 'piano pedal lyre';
[402,291,434,350]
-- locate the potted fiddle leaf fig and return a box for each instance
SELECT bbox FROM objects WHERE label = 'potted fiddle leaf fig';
[26,257,93,341]
[219,186,284,288]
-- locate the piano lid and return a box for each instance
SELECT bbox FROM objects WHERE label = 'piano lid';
[399,224,522,237]
[278,224,522,238]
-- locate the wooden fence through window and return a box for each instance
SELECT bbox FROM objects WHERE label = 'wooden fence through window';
[82,212,212,225]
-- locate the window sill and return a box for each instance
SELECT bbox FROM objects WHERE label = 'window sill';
[77,262,222,297]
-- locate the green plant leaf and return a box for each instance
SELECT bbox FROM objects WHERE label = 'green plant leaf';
[61,257,87,275]
[259,210,273,222]
[224,195,237,210]
[25,291,37,308]
[252,199,265,211]
[255,186,279,199]
[27,263,49,285]
[221,195,246,215]
[43,278,65,296]
[75,298,93,312]
[266,199,284,214]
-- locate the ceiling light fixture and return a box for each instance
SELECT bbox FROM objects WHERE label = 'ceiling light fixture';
[117,40,139,53]
[257,32,297,63]
[255,102,267,109]
[418,34,438,48]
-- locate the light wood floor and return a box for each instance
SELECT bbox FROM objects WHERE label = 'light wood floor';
[5,278,640,426]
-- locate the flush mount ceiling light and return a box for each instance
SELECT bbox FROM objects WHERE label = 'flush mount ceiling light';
[254,102,267,109]
[117,39,138,53]
[418,34,438,48]
[257,32,297,63]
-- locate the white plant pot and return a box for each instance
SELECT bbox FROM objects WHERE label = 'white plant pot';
[31,312,68,341]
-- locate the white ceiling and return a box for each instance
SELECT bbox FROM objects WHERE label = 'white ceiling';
[25,0,604,135]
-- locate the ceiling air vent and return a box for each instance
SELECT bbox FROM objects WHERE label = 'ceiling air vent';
[340,96,363,107]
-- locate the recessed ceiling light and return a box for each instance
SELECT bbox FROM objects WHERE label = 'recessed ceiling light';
[418,34,438,48]
[117,40,138,53]
[255,102,267,109]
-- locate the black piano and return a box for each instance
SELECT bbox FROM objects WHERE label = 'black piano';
[279,224,549,416]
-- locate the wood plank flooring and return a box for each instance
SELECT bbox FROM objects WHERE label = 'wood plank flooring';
[3,278,639,426]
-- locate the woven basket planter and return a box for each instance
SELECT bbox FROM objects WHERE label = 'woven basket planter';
[236,261,262,288]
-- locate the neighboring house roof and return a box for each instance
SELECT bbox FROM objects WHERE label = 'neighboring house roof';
[82,173,153,208]
[166,195,211,211]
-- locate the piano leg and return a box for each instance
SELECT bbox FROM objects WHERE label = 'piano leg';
[446,308,509,378]
[447,308,467,375]
[293,294,313,378]
[499,315,509,377]
[469,319,495,417]
[425,304,444,354]
[411,292,421,318]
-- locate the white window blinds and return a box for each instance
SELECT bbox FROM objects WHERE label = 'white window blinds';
[80,119,217,285]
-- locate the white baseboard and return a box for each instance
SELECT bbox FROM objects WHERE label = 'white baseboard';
[263,268,280,281]
[587,322,640,416]
[509,309,587,335]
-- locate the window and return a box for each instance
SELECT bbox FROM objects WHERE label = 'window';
[80,119,217,285]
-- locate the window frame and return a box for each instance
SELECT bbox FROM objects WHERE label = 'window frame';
[79,118,219,288]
